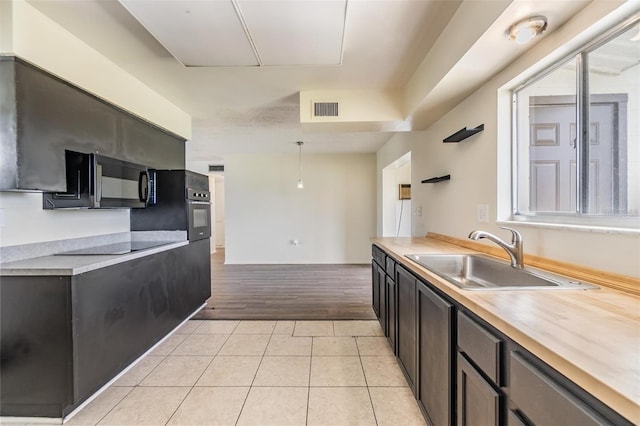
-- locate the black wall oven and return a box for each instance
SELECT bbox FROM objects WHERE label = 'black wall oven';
[187,187,212,241]
[131,170,211,241]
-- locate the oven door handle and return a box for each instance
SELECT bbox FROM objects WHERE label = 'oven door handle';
[138,171,149,204]
[189,201,211,205]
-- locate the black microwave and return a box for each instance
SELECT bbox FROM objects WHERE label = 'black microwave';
[43,150,150,209]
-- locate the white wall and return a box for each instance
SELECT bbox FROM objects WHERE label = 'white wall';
[376,1,640,278]
[0,193,130,246]
[0,0,191,249]
[1,0,191,138]
[225,153,376,264]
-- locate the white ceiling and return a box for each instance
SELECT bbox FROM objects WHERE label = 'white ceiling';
[118,0,348,67]
[26,0,595,164]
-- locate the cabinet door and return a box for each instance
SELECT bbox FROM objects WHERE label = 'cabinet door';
[121,115,185,170]
[72,242,211,404]
[386,275,397,354]
[0,276,73,418]
[371,263,380,317]
[510,352,606,425]
[457,353,500,426]
[378,264,387,334]
[418,281,454,426]
[396,265,417,393]
[12,59,119,191]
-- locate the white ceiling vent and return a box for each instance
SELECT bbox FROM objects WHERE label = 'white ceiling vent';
[313,102,339,118]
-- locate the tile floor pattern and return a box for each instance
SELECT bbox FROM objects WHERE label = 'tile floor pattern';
[13,321,428,426]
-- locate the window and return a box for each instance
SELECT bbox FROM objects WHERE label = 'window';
[513,17,639,229]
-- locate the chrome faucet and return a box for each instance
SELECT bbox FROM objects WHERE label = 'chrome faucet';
[468,227,524,269]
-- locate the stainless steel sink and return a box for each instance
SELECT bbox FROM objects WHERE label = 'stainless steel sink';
[405,254,598,291]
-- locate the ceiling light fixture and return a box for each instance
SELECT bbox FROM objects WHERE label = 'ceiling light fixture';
[508,16,548,44]
[296,141,304,189]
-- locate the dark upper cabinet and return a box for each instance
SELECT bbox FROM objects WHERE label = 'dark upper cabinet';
[120,115,184,170]
[397,264,417,393]
[0,57,185,192]
[418,280,454,426]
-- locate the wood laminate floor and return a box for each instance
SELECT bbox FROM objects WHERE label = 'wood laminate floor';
[193,249,376,320]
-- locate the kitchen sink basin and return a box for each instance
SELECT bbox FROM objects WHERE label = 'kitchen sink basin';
[405,254,598,291]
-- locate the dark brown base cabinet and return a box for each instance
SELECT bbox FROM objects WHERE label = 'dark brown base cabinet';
[371,245,394,344]
[418,280,454,426]
[371,244,634,426]
[397,264,417,393]
[457,353,500,426]
[0,240,211,418]
[371,262,381,317]
[385,275,397,352]
[457,310,502,426]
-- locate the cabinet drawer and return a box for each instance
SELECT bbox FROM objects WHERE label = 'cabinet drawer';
[385,256,396,278]
[372,245,386,266]
[510,351,606,425]
[457,311,502,385]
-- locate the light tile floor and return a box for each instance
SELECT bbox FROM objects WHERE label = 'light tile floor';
[13,320,428,426]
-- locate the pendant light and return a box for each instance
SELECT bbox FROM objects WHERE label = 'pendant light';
[296,141,304,189]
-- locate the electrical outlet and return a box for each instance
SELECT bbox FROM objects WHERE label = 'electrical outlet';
[290,239,300,246]
[416,205,423,217]
[477,204,489,223]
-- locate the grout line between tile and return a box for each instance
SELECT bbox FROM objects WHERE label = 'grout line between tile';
[134,354,168,387]
[90,386,134,426]
[234,328,275,425]
[164,386,197,426]
[357,335,380,426]
[306,333,314,425]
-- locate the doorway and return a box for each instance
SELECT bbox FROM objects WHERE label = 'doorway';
[382,152,412,237]
[212,175,225,249]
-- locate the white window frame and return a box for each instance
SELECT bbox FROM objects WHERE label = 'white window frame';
[507,14,640,233]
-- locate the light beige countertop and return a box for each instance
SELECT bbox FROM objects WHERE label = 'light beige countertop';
[0,240,188,276]
[372,237,640,424]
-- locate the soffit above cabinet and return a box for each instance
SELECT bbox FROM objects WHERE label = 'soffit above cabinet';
[118,0,347,67]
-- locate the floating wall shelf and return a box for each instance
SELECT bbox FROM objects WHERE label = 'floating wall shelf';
[443,124,484,143]
[421,174,451,184]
